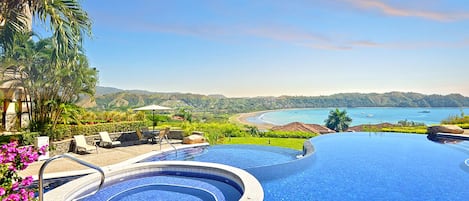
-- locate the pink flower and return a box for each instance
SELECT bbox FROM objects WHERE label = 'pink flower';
[11,182,19,191]
[8,164,17,172]
[19,189,29,201]
[5,153,16,163]
[21,176,34,187]
[1,141,43,200]
[39,145,48,155]
[28,191,34,199]
[4,193,20,201]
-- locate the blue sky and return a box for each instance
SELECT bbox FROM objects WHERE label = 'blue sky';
[64,0,469,97]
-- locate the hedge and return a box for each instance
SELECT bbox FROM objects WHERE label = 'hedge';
[1,121,146,144]
[51,121,145,140]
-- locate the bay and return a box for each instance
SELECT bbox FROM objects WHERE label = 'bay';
[247,107,469,126]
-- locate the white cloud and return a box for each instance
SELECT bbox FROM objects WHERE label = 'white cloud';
[345,0,469,22]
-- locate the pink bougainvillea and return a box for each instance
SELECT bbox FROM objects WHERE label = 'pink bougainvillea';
[1,141,47,201]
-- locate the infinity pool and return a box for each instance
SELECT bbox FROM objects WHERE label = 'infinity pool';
[141,144,301,169]
[143,133,469,200]
[48,132,469,200]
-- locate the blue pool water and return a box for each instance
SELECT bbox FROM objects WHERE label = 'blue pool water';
[81,172,242,201]
[269,133,469,200]
[141,145,300,169]
[144,133,469,200]
[249,107,469,126]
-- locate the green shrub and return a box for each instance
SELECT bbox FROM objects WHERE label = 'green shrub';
[50,121,145,141]
[441,115,469,124]
[224,137,307,150]
[0,132,40,146]
[172,122,248,144]
[362,125,383,132]
[455,123,469,129]
[20,132,40,146]
[381,126,428,134]
[0,134,20,144]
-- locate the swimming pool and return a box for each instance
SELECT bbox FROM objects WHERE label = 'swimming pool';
[81,171,241,201]
[142,133,469,200]
[45,160,263,201]
[46,133,469,200]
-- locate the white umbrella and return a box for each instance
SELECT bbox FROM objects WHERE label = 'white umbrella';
[133,104,172,131]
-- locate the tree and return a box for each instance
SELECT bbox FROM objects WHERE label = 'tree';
[2,36,97,135]
[0,0,91,57]
[325,108,352,132]
[176,107,193,123]
[146,114,169,127]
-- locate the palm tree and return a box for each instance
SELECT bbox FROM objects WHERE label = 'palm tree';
[325,108,352,132]
[3,36,97,134]
[0,0,91,56]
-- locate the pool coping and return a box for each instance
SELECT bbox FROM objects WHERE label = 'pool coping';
[45,160,264,201]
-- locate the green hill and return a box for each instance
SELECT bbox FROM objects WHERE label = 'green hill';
[89,87,469,112]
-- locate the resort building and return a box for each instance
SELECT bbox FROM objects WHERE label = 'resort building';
[0,68,30,132]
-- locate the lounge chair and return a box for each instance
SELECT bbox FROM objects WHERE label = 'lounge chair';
[99,131,121,147]
[156,127,171,149]
[136,127,157,144]
[74,135,98,154]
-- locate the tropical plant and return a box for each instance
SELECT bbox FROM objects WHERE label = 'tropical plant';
[2,36,97,135]
[0,0,91,57]
[325,108,352,132]
[245,125,260,136]
[175,107,193,123]
[58,103,84,125]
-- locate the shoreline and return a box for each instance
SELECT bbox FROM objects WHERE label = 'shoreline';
[230,110,276,130]
[231,107,469,131]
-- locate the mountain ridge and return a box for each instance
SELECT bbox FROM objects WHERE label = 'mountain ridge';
[90,86,469,112]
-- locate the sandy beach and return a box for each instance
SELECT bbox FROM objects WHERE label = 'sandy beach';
[230,111,275,130]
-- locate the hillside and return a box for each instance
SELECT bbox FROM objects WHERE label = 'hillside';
[85,87,469,112]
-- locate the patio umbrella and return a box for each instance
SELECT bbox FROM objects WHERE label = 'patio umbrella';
[133,104,172,131]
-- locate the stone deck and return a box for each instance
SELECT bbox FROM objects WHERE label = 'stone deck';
[20,140,184,178]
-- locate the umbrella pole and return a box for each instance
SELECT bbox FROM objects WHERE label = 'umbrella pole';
[152,110,155,132]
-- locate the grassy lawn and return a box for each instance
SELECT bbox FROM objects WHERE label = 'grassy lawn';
[380,126,428,134]
[221,137,307,150]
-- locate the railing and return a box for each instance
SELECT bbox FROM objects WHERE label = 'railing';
[38,154,105,201]
[159,135,178,157]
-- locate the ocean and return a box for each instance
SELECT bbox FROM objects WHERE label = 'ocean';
[247,107,469,126]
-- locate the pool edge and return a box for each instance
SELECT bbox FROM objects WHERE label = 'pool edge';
[45,161,264,201]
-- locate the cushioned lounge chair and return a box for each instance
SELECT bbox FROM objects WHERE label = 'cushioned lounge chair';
[136,127,157,144]
[74,135,98,154]
[157,127,171,149]
[99,131,121,147]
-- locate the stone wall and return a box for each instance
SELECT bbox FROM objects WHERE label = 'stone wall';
[50,130,184,156]
[167,130,184,140]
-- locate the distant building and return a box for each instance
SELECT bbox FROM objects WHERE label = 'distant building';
[271,122,335,134]
[0,68,30,132]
